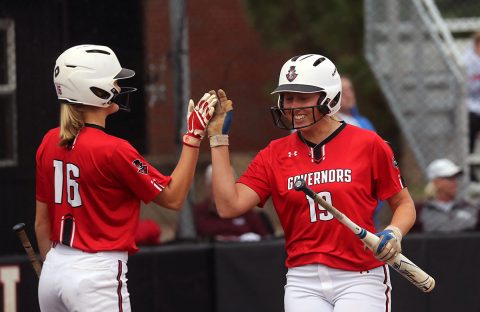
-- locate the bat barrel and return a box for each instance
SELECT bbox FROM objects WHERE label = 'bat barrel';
[291,179,436,293]
[390,253,436,292]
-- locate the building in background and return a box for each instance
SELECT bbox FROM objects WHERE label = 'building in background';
[0,0,289,254]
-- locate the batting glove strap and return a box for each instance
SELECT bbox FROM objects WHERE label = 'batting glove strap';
[182,134,202,148]
[209,134,229,147]
[374,225,403,255]
[385,225,403,242]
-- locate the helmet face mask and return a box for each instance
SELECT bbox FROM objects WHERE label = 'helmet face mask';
[53,44,137,110]
[271,105,324,130]
[111,87,137,112]
[270,54,342,130]
[270,92,330,130]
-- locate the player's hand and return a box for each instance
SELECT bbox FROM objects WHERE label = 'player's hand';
[373,225,402,262]
[207,89,233,147]
[182,93,218,148]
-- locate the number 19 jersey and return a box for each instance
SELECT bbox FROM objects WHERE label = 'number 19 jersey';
[238,124,405,271]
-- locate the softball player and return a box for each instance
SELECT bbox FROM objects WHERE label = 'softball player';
[207,54,416,312]
[35,44,217,311]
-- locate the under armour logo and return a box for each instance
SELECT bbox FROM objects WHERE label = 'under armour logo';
[288,151,298,157]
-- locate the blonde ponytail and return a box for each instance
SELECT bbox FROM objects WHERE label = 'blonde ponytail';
[59,103,85,147]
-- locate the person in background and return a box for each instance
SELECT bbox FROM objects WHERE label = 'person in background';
[35,44,217,311]
[462,31,480,181]
[418,158,480,232]
[207,54,416,311]
[135,219,161,245]
[337,76,384,228]
[336,76,375,131]
[194,164,273,241]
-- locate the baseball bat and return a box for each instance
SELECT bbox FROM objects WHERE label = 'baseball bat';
[293,179,435,293]
[12,223,42,278]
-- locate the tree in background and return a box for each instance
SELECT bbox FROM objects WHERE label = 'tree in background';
[244,0,401,152]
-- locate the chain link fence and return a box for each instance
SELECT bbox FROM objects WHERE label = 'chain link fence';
[365,0,480,230]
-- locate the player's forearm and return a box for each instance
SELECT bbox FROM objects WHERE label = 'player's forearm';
[35,200,51,260]
[35,230,52,261]
[387,189,416,235]
[390,205,416,235]
[159,145,200,210]
[211,146,243,218]
[34,222,51,261]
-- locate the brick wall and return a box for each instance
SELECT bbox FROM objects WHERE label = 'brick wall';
[143,0,291,164]
[141,1,290,238]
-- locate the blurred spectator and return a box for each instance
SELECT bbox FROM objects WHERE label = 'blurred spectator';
[194,164,273,242]
[463,31,480,154]
[463,31,480,181]
[337,76,375,131]
[416,158,480,232]
[135,219,161,245]
[337,76,384,227]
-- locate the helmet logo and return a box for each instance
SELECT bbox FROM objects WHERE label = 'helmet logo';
[286,66,298,82]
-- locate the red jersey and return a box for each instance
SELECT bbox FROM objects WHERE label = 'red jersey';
[238,123,405,271]
[36,125,171,254]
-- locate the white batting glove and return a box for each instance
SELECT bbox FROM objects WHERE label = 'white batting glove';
[182,93,218,148]
[374,225,402,262]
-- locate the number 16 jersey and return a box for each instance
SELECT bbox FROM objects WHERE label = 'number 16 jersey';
[36,125,171,254]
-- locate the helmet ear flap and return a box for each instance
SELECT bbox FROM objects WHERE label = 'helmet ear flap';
[317,92,330,115]
[316,91,341,116]
[90,87,112,100]
[331,91,341,108]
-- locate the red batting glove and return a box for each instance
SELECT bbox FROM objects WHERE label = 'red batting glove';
[182,93,218,148]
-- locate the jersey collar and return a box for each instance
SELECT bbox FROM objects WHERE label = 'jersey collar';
[84,123,106,132]
[296,121,346,147]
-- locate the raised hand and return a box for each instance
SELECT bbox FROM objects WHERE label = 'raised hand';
[207,89,233,147]
[182,93,218,148]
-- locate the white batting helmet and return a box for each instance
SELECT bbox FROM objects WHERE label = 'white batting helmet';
[53,44,136,111]
[270,54,342,129]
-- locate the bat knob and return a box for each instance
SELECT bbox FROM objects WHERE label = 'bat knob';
[293,179,306,191]
[12,223,26,232]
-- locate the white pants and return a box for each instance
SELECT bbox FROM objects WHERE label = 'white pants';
[38,244,130,312]
[284,264,391,312]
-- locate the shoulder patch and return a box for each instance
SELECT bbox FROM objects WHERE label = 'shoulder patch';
[133,159,148,174]
[392,156,399,168]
